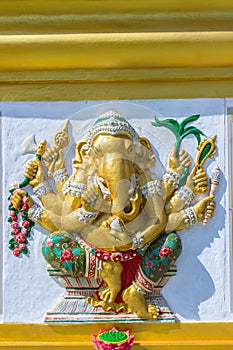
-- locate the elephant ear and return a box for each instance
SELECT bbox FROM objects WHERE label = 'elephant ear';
[138,136,156,169]
[73,140,88,168]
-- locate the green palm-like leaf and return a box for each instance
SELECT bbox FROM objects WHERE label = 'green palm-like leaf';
[152,115,205,150]
[163,119,180,132]
[180,126,206,142]
[152,114,206,186]
[151,117,180,139]
[193,133,202,144]
[179,115,200,134]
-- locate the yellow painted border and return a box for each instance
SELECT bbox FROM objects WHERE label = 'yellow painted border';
[0,1,233,99]
[0,2,233,349]
[1,32,233,70]
[0,323,233,349]
[0,31,233,100]
[1,1,233,35]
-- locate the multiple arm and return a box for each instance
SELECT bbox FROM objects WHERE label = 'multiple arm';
[11,143,216,253]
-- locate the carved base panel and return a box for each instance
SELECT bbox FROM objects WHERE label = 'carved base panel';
[44,266,177,323]
[44,296,176,323]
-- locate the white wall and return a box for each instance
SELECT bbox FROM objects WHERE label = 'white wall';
[1,99,232,323]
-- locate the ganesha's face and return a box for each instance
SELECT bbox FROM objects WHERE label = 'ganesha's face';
[91,134,136,168]
[91,134,136,214]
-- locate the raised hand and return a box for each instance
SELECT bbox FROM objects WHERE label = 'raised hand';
[81,177,106,212]
[24,158,45,187]
[186,167,208,194]
[80,226,132,252]
[193,196,215,222]
[193,168,208,194]
[179,149,192,169]
[10,189,34,211]
[42,147,65,173]
[168,147,192,175]
[204,201,216,219]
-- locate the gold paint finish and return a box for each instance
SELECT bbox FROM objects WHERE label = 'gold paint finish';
[0,1,233,101]
[11,113,217,319]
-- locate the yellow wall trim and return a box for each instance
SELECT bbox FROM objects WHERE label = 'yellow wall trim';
[0,1,232,99]
[0,32,233,71]
[0,31,232,100]
[0,67,233,100]
[1,80,233,101]
[0,323,233,349]
[0,1,233,35]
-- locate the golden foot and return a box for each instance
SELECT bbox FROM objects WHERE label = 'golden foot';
[100,261,123,302]
[87,292,128,313]
[122,283,159,319]
[99,284,114,303]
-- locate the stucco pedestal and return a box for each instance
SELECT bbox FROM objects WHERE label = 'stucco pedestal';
[44,266,177,323]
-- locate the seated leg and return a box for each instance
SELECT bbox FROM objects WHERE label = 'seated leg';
[42,231,86,277]
[98,260,123,303]
[140,232,182,282]
[123,232,182,319]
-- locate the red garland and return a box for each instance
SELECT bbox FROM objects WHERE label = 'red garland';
[8,189,35,257]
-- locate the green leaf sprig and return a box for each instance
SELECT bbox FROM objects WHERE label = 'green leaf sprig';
[152,114,206,186]
[151,114,205,152]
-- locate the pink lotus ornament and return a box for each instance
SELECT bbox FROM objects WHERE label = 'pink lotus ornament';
[92,327,134,350]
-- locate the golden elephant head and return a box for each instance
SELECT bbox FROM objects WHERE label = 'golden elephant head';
[73,110,156,218]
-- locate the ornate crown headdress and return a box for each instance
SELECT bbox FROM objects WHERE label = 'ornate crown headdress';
[86,110,139,151]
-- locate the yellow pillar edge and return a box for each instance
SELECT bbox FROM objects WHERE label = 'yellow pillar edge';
[0,323,233,349]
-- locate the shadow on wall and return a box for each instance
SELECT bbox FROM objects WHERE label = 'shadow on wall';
[163,171,226,320]
[1,100,227,323]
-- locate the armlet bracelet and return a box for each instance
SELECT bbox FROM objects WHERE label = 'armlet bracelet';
[28,204,43,222]
[33,181,53,199]
[52,168,69,183]
[76,207,99,224]
[63,176,87,197]
[140,180,162,198]
[181,207,198,228]
[163,168,180,189]
[175,186,195,205]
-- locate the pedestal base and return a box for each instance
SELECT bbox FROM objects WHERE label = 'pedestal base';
[44,266,177,323]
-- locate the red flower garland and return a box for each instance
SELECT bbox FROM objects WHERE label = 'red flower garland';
[8,189,35,257]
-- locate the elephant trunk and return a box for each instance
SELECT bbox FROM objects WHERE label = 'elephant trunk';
[101,157,132,215]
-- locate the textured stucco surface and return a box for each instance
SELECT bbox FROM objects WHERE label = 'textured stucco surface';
[1,99,232,323]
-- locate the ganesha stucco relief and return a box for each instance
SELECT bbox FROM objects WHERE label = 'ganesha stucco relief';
[8,109,219,321]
